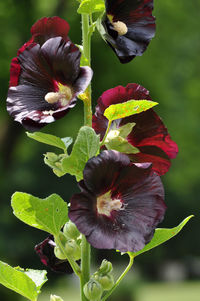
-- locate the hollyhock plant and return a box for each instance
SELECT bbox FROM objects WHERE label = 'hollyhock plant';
[69,150,166,252]
[92,84,178,175]
[35,236,73,274]
[7,17,92,131]
[102,0,156,63]
[2,3,192,301]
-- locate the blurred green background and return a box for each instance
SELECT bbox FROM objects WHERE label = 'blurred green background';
[0,0,200,300]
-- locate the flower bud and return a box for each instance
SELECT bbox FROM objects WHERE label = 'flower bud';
[99,259,113,275]
[97,274,114,291]
[83,279,103,301]
[54,246,67,260]
[63,221,80,240]
[50,295,64,301]
[65,239,81,260]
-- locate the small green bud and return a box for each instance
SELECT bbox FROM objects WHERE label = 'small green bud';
[83,279,103,301]
[58,232,68,245]
[65,239,81,260]
[97,274,114,291]
[99,259,113,275]
[54,246,67,260]
[50,294,64,301]
[63,221,80,239]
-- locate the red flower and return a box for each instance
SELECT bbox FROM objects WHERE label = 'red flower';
[92,84,178,175]
[69,150,166,252]
[35,236,73,274]
[7,17,92,131]
[102,0,156,63]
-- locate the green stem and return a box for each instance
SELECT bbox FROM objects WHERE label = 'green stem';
[101,255,134,301]
[100,120,112,147]
[80,235,91,301]
[80,13,92,301]
[82,13,92,127]
[55,235,81,278]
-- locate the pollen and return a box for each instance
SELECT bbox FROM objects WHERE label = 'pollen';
[45,92,61,104]
[112,21,128,36]
[44,84,73,106]
[97,191,123,217]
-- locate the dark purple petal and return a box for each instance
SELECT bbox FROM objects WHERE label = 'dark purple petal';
[69,150,166,252]
[92,84,178,175]
[35,236,73,274]
[31,16,70,45]
[7,37,92,131]
[102,0,156,63]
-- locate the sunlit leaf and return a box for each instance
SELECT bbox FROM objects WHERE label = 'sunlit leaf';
[0,261,47,301]
[104,100,158,121]
[128,215,193,258]
[27,132,72,152]
[61,126,100,181]
[11,192,68,236]
[77,0,105,14]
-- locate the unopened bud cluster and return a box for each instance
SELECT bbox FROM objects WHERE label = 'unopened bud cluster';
[54,221,81,260]
[84,260,115,300]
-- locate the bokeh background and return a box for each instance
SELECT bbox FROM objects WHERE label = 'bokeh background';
[0,0,200,300]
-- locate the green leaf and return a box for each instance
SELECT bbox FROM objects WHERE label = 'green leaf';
[105,136,139,154]
[118,123,136,138]
[0,261,47,301]
[11,192,68,236]
[128,215,193,258]
[61,126,100,181]
[27,132,72,152]
[77,0,105,14]
[104,100,158,121]
[23,269,47,293]
[44,152,67,177]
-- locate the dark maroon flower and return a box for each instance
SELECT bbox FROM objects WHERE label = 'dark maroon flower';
[92,84,178,176]
[7,17,92,131]
[35,236,73,274]
[102,0,156,63]
[69,150,166,252]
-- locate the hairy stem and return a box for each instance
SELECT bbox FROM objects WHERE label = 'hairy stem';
[101,255,134,301]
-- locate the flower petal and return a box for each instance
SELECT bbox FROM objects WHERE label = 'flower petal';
[35,236,73,274]
[31,16,70,45]
[102,0,156,63]
[92,84,178,175]
[69,150,166,252]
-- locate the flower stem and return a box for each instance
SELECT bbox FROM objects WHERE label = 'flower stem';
[80,235,91,301]
[55,235,81,278]
[101,255,134,301]
[82,13,92,127]
[100,120,112,147]
[80,13,92,301]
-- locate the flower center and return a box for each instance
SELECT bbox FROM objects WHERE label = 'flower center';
[97,191,122,217]
[45,84,73,106]
[112,21,128,36]
[107,15,128,36]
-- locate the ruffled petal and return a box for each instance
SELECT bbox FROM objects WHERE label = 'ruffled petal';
[102,0,156,63]
[69,150,166,252]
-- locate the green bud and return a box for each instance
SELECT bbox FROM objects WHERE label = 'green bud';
[58,232,68,245]
[83,279,103,301]
[97,274,114,291]
[98,259,113,275]
[50,294,64,301]
[63,221,80,239]
[54,246,67,260]
[65,239,81,260]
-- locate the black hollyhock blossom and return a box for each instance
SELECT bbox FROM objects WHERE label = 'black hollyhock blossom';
[69,150,166,252]
[102,0,156,63]
[92,84,178,176]
[35,236,73,274]
[7,17,92,131]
